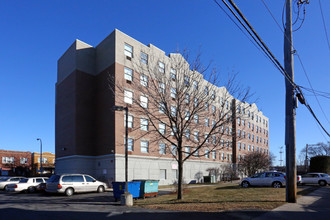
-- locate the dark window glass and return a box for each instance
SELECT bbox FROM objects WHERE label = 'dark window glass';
[48,175,61,183]
[71,176,84,182]
[19,178,29,183]
[84,176,95,182]
[36,178,43,183]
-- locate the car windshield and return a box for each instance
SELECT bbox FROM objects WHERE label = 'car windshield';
[19,178,29,183]
[48,175,60,183]
[320,174,329,177]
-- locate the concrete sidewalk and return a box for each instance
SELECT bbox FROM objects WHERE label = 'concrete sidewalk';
[256,186,330,220]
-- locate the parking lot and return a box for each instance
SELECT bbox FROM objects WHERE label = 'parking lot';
[0,185,329,220]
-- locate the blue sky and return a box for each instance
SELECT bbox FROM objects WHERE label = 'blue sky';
[0,0,329,165]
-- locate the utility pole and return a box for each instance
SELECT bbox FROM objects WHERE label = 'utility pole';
[284,0,297,203]
[305,144,308,173]
[279,146,283,167]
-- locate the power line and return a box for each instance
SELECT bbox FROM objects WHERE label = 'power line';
[260,0,330,126]
[212,0,330,137]
[318,0,330,54]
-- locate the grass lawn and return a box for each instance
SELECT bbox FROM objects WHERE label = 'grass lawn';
[135,183,317,212]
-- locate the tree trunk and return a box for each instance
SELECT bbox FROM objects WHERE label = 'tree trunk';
[177,149,183,200]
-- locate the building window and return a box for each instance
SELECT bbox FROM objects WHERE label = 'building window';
[124,43,133,58]
[170,68,176,80]
[193,148,199,157]
[243,143,246,150]
[205,149,209,158]
[159,102,165,113]
[185,94,190,104]
[140,52,148,64]
[124,90,133,104]
[140,95,148,108]
[124,114,133,128]
[212,135,216,144]
[238,130,241,137]
[140,74,148,87]
[159,82,165,94]
[171,88,176,98]
[159,123,166,134]
[38,158,48,163]
[158,61,165,73]
[212,150,216,159]
[185,129,190,139]
[140,118,148,131]
[124,67,133,81]
[227,154,230,161]
[248,145,251,151]
[172,169,178,179]
[126,138,133,151]
[171,106,176,117]
[194,114,199,123]
[171,145,177,156]
[185,146,190,157]
[20,157,28,164]
[193,80,198,90]
[160,169,166,179]
[205,102,209,111]
[221,152,224,160]
[184,75,190,86]
[205,118,209,127]
[211,90,215,100]
[212,105,216,114]
[204,86,209,95]
[238,142,241,150]
[243,131,246,138]
[194,131,199,142]
[242,119,245,126]
[194,98,198,107]
[205,134,209,143]
[185,110,190,120]
[2,157,14,164]
[159,143,166,155]
[238,118,241,125]
[171,127,177,136]
[141,140,149,153]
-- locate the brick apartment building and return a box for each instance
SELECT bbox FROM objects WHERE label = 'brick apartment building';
[0,150,32,176]
[55,29,269,185]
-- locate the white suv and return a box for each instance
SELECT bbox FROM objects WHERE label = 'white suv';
[45,174,107,196]
[241,171,286,188]
[301,173,330,186]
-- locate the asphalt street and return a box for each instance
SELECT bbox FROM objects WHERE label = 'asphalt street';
[0,186,329,220]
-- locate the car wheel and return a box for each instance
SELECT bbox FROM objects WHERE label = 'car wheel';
[28,186,36,193]
[273,182,282,188]
[97,186,105,193]
[241,181,250,188]
[4,185,8,191]
[65,188,74,196]
[319,180,326,186]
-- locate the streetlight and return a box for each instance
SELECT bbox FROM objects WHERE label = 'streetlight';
[113,105,132,206]
[36,138,43,176]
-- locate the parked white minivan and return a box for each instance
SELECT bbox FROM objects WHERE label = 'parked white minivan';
[45,174,107,196]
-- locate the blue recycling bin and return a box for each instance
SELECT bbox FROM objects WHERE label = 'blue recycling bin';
[134,180,159,198]
[112,181,141,200]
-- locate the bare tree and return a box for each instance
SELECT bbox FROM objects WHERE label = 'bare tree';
[110,50,251,200]
[240,151,271,176]
[306,142,330,157]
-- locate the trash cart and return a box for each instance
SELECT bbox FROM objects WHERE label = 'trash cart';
[134,180,159,198]
[112,181,141,201]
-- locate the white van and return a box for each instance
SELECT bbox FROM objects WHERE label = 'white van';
[45,174,106,196]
